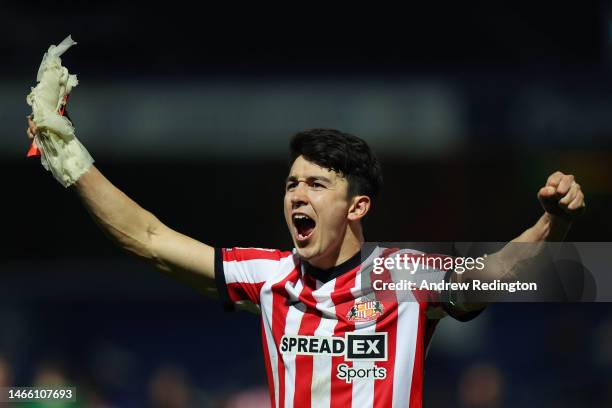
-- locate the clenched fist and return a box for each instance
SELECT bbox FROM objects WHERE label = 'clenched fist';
[538,171,585,220]
[26,115,38,140]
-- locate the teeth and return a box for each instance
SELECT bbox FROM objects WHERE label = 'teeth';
[293,214,310,220]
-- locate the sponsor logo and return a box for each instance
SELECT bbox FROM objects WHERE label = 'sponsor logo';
[336,363,387,383]
[345,334,386,361]
[346,299,384,322]
[280,333,387,362]
[280,333,388,384]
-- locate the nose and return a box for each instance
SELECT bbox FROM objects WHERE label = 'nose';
[290,181,309,208]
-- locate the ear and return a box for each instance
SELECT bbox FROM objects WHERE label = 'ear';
[347,195,371,221]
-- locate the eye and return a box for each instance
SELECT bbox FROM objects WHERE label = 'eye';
[286,181,297,191]
[311,181,326,190]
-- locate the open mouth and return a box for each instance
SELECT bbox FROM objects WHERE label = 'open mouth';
[293,214,316,241]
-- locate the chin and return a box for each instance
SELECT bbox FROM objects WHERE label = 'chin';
[294,243,318,261]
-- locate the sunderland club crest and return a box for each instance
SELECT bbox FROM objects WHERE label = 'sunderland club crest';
[347,299,384,322]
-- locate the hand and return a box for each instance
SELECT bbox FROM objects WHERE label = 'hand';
[26,115,38,140]
[537,171,585,220]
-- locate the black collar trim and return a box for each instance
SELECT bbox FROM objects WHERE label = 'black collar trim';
[303,246,374,283]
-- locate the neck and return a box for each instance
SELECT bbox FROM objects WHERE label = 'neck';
[308,222,364,270]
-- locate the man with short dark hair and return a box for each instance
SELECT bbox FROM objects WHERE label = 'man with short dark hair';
[26,118,585,406]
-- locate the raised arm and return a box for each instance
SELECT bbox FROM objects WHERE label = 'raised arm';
[448,171,585,311]
[27,118,217,296]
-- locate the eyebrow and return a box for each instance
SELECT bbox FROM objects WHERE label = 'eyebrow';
[285,175,332,184]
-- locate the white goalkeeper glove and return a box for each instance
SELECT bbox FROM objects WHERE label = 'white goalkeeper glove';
[26,35,94,187]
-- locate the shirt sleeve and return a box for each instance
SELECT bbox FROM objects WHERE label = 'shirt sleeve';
[440,268,486,322]
[419,257,486,322]
[215,247,291,311]
[390,247,486,322]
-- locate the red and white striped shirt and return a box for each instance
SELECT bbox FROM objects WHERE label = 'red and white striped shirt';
[215,246,479,408]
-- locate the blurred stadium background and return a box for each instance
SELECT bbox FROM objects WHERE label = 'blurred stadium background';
[1,2,612,407]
